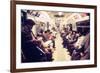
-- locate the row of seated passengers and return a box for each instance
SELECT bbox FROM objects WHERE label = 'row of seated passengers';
[21,19,56,62]
[61,29,90,60]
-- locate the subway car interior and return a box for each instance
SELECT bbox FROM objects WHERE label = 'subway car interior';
[21,10,90,63]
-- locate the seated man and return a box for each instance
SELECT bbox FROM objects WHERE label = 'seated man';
[21,19,47,62]
[81,33,90,60]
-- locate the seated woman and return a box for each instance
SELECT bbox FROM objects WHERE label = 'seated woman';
[65,31,78,55]
[43,40,54,61]
[36,31,54,61]
[42,32,55,61]
[71,33,85,60]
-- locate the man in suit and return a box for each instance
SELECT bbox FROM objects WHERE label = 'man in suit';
[21,19,46,62]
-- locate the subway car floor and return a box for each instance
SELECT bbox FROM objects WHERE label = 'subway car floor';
[52,33,71,61]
